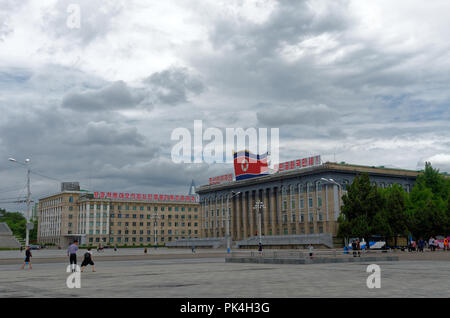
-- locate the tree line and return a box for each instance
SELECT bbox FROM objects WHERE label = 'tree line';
[0,209,38,242]
[337,162,450,242]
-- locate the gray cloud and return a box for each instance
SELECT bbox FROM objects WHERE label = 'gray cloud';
[62,80,145,112]
[144,67,205,105]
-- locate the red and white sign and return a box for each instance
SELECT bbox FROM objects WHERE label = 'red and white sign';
[93,192,199,202]
[209,173,234,185]
[275,155,321,173]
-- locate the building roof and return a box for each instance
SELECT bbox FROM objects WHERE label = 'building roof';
[196,162,421,194]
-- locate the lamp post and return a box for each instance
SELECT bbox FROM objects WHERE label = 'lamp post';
[321,177,342,218]
[8,158,32,247]
[226,191,240,255]
[152,212,160,248]
[253,200,265,245]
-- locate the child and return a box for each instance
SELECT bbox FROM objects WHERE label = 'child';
[21,246,32,270]
[80,248,95,272]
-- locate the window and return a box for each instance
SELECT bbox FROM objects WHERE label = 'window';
[133,214,137,219]
[117,237,121,242]
[300,199,304,209]
[318,197,322,207]
[133,206,137,211]
[140,206,144,211]
[309,198,313,208]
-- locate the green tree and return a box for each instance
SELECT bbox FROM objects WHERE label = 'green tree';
[0,210,26,239]
[382,184,409,245]
[337,173,384,241]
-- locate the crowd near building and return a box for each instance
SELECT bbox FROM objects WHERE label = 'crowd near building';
[38,182,200,247]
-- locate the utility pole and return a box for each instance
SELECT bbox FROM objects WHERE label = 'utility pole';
[253,200,265,245]
[8,158,32,247]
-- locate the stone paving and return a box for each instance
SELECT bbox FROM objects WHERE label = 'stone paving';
[0,252,449,297]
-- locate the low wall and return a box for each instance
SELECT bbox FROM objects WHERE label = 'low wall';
[226,255,399,264]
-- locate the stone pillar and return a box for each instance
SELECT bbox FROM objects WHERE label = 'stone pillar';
[263,189,269,236]
[270,188,277,235]
[243,192,248,239]
[249,190,255,238]
[235,194,241,240]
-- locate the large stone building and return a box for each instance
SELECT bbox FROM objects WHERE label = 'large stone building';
[38,183,200,247]
[196,162,420,241]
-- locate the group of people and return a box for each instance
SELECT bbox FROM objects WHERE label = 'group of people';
[68,240,96,272]
[351,239,362,257]
[408,237,449,252]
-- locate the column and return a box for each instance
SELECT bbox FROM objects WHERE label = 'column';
[236,194,241,240]
[243,192,248,239]
[263,189,269,236]
[106,203,110,235]
[249,190,255,237]
[100,203,104,236]
[270,188,277,236]
[85,203,90,236]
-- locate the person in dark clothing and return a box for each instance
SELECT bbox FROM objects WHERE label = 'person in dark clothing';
[258,242,263,253]
[356,240,361,257]
[352,240,357,257]
[21,246,32,270]
[80,248,95,272]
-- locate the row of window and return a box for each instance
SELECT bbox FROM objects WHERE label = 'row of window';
[87,236,199,243]
[87,205,198,212]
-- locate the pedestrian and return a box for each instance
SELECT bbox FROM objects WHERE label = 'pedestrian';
[67,240,79,272]
[191,245,195,253]
[356,240,361,257]
[444,238,448,251]
[80,248,95,272]
[21,246,32,270]
[308,244,314,259]
[352,240,357,257]
[258,242,263,253]
[114,244,117,252]
[144,247,147,254]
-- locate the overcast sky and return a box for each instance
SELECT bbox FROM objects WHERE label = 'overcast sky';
[1,0,450,212]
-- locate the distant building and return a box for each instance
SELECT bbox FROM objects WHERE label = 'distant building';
[37,184,200,247]
[196,162,420,240]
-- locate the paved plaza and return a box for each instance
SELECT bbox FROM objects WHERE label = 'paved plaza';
[0,248,449,297]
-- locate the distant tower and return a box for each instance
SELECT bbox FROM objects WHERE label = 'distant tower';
[188,180,196,195]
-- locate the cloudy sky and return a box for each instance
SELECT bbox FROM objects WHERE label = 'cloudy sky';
[1,0,450,212]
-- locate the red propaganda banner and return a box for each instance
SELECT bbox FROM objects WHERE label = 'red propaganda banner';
[93,191,199,202]
[209,173,234,185]
[275,155,321,173]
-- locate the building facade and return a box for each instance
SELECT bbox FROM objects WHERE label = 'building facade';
[38,185,200,247]
[196,162,420,240]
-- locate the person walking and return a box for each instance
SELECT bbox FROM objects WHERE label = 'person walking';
[352,240,357,257]
[191,245,195,253]
[67,240,79,272]
[80,248,95,272]
[144,247,147,254]
[21,246,32,270]
[308,244,314,260]
[356,240,361,257]
[444,238,448,251]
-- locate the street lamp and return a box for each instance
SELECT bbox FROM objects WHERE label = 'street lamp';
[226,191,240,255]
[321,177,342,219]
[253,200,265,246]
[152,212,160,249]
[8,157,32,247]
